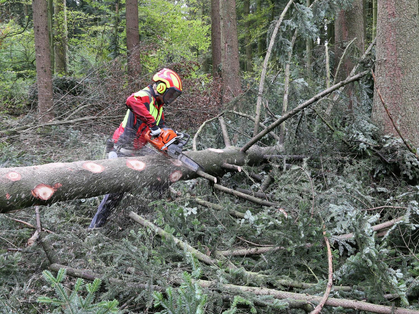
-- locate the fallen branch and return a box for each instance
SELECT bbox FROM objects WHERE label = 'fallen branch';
[335,216,405,240]
[194,198,245,218]
[197,279,419,314]
[48,263,162,291]
[0,115,124,136]
[310,230,333,314]
[218,116,231,147]
[242,70,370,153]
[213,183,275,207]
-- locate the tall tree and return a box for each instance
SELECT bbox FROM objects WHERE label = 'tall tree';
[54,0,68,75]
[243,0,252,72]
[334,0,365,110]
[126,0,141,85]
[211,0,222,78]
[220,0,242,104]
[372,0,419,148]
[33,0,54,122]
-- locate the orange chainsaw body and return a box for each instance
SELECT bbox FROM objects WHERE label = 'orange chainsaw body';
[144,128,201,172]
[144,128,179,153]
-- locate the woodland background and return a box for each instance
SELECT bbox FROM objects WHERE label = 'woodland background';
[2,0,419,313]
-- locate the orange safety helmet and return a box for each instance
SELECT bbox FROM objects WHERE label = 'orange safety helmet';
[153,68,183,104]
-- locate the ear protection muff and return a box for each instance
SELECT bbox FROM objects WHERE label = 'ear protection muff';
[156,81,167,94]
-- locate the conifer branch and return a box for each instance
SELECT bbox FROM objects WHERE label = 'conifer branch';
[194,198,245,218]
[196,279,419,314]
[242,70,370,153]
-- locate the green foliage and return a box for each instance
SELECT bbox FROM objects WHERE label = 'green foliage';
[137,0,210,72]
[0,20,35,114]
[153,271,208,314]
[38,269,120,314]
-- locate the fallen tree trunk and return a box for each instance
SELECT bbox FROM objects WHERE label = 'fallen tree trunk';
[0,146,274,213]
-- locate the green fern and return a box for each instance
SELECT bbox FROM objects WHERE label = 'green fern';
[38,269,120,314]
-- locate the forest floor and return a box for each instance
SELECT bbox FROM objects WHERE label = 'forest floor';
[2,111,419,314]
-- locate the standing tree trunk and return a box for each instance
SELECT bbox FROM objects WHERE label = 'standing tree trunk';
[220,0,242,105]
[243,0,252,72]
[54,0,67,75]
[211,0,222,78]
[47,0,54,72]
[33,0,54,122]
[126,0,141,86]
[372,0,419,148]
[334,0,365,111]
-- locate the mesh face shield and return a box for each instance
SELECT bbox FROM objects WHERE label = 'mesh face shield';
[163,87,182,104]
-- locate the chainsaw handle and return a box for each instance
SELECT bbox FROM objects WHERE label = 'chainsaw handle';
[176,132,190,148]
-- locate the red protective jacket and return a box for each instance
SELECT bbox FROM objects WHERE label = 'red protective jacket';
[112,85,165,150]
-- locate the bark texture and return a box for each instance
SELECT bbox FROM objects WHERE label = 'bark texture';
[126,0,141,83]
[210,0,222,77]
[33,0,54,122]
[334,0,365,110]
[334,0,365,81]
[372,0,419,148]
[54,0,67,75]
[220,0,242,103]
[0,146,271,213]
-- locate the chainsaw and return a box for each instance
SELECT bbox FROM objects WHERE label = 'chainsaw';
[145,128,202,172]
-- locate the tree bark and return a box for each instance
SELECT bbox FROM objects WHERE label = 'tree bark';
[372,0,419,148]
[54,0,67,75]
[210,0,222,78]
[33,0,54,122]
[220,0,242,104]
[0,146,273,213]
[334,0,365,111]
[126,0,141,84]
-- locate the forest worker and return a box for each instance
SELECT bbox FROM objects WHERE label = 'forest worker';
[88,68,183,229]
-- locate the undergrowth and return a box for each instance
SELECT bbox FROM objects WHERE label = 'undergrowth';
[2,64,419,313]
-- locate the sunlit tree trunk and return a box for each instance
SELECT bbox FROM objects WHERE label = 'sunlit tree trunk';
[220,0,242,104]
[54,0,67,75]
[372,0,419,148]
[126,0,141,86]
[33,0,54,122]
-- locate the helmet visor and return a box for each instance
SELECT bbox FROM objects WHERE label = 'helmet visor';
[163,87,182,104]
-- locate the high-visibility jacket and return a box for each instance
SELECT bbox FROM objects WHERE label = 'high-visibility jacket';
[112,85,165,150]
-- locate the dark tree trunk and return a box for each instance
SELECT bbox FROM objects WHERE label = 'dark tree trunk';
[33,0,54,122]
[211,0,222,77]
[334,0,365,111]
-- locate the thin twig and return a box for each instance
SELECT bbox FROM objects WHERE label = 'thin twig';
[310,229,333,314]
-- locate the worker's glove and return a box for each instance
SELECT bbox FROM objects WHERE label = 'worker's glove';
[150,126,161,137]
